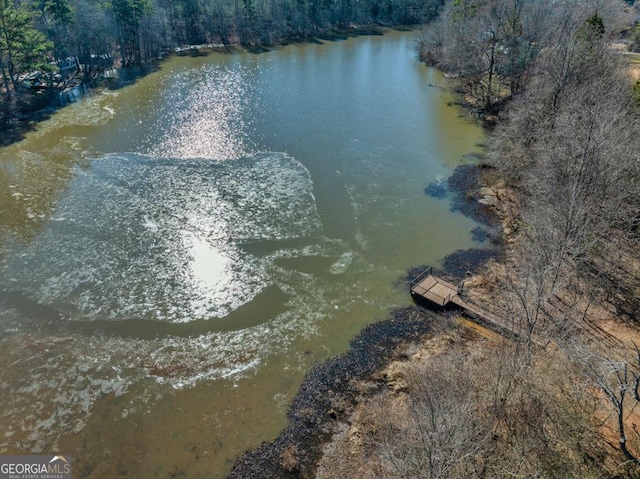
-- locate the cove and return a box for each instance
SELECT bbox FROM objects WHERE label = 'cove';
[0,29,484,477]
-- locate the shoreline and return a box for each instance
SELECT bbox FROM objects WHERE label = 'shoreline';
[228,306,437,478]
[228,162,501,478]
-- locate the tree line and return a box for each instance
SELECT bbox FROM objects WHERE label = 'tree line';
[419,0,640,352]
[410,0,640,470]
[0,0,443,123]
[417,0,633,113]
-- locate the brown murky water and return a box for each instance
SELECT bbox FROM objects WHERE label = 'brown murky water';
[0,29,484,478]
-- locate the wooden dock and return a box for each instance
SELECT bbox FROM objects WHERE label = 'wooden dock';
[410,268,460,307]
[410,267,515,338]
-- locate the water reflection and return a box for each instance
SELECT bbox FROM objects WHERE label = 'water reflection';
[187,233,231,289]
[148,67,255,160]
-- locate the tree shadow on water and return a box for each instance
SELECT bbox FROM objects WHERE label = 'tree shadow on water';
[105,63,162,91]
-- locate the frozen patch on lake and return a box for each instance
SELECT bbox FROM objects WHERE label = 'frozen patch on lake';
[0,288,328,454]
[0,152,322,323]
[329,251,354,275]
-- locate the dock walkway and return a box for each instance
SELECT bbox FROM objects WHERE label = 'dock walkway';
[410,266,514,338]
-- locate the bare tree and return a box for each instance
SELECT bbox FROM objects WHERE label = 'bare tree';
[373,353,489,479]
[360,339,610,479]
[569,341,640,468]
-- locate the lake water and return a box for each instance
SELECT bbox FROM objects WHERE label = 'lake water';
[0,29,484,478]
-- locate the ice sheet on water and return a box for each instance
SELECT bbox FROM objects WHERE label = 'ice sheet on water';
[0,152,322,323]
[329,251,354,275]
[0,290,328,453]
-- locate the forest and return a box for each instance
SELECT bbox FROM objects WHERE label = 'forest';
[0,0,442,127]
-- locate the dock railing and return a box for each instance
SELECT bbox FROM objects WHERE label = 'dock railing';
[409,266,460,294]
[409,266,433,293]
